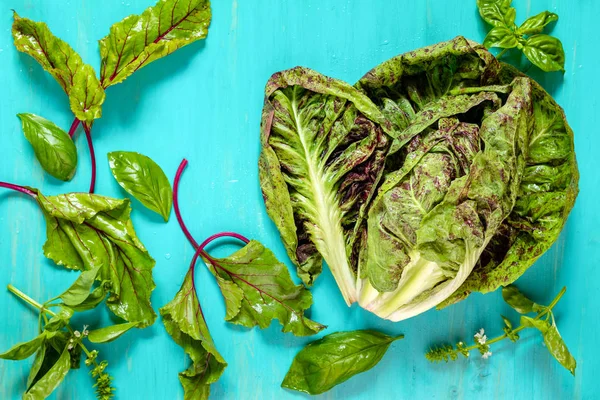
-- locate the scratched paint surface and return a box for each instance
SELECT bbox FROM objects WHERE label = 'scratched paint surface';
[0,1,597,399]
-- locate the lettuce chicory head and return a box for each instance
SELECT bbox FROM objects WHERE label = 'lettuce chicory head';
[259,37,578,321]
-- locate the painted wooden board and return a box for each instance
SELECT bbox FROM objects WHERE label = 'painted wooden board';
[0,1,596,399]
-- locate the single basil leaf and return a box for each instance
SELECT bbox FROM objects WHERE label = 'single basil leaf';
[44,307,74,332]
[59,266,101,306]
[69,283,109,312]
[108,151,173,222]
[206,240,325,336]
[483,26,518,49]
[477,0,515,27]
[17,113,77,181]
[523,34,566,72]
[517,11,559,35]
[0,333,45,360]
[520,315,549,332]
[160,269,226,400]
[502,285,537,313]
[282,330,403,395]
[543,324,577,375]
[99,0,212,88]
[87,322,139,343]
[502,315,512,329]
[27,343,47,390]
[33,191,156,327]
[12,13,105,121]
[23,344,71,400]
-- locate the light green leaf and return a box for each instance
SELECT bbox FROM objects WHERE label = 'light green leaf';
[0,333,45,360]
[44,307,74,332]
[282,330,403,395]
[543,324,577,375]
[518,11,559,35]
[477,0,515,27]
[87,322,139,343]
[99,0,212,88]
[26,343,47,390]
[160,269,226,400]
[59,266,102,307]
[523,34,566,72]
[36,191,156,327]
[108,151,173,221]
[483,26,519,49]
[23,345,71,400]
[502,285,538,314]
[12,12,105,121]
[17,113,77,181]
[205,240,325,336]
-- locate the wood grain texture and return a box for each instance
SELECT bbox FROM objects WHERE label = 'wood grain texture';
[0,0,596,399]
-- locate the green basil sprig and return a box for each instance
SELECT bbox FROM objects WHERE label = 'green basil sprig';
[108,151,173,222]
[477,0,565,72]
[282,330,403,395]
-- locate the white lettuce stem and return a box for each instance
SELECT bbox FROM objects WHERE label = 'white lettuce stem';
[318,229,358,305]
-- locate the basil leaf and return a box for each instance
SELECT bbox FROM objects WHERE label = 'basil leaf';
[517,11,559,35]
[44,306,74,332]
[99,0,212,88]
[483,26,519,49]
[0,333,45,360]
[69,283,109,312]
[17,113,77,181]
[502,285,539,314]
[34,191,156,327]
[160,269,227,399]
[87,322,139,343]
[59,266,101,306]
[207,240,325,336]
[543,324,577,375]
[282,330,403,395]
[27,343,47,389]
[520,316,576,374]
[477,0,515,27]
[108,151,173,222]
[12,13,105,121]
[523,34,566,72]
[23,345,71,400]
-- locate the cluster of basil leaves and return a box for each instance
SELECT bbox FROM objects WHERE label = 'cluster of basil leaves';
[478,0,566,72]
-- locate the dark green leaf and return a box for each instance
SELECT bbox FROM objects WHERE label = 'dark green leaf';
[23,345,71,400]
[108,151,173,221]
[99,0,212,88]
[44,307,74,332]
[0,333,45,360]
[207,240,325,336]
[12,13,105,121]
[502,285,537,313]
[17,113,77,181]
[59,266,102,307]
[87,322,139,343]
[518,11,559,35]
[523,34,566,72]
[35,191,156,327]
[282,330,402,395]
[160,269,226,399]
[477,0,515,27]
[483,26,519,49]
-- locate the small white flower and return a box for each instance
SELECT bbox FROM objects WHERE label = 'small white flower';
[482,351,492,359]
[83,325,89,336]
[458,341,463,346]
[68,344,73,350]
[474,328,487,344]
[74,330,81,338]
[466,353,470,357]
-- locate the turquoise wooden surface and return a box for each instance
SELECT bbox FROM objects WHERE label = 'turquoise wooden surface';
[0,0,596,399]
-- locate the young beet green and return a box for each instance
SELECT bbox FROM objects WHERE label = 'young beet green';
[108,151,173,222]
[1,270,140,400]
[426,285,576,375]
[477,0,565,71]
[259,37,578,322]
[12,0,212,192]
[0,181,156,327]
[282,330,403,395]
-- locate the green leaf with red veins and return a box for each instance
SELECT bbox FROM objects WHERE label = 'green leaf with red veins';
[205,240,325,336]
[160,269,226,400]
[12,12,105,122]
[34,191,156,327]
[99,0,212,88]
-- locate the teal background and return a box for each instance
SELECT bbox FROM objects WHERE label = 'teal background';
[0,1,596,399]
